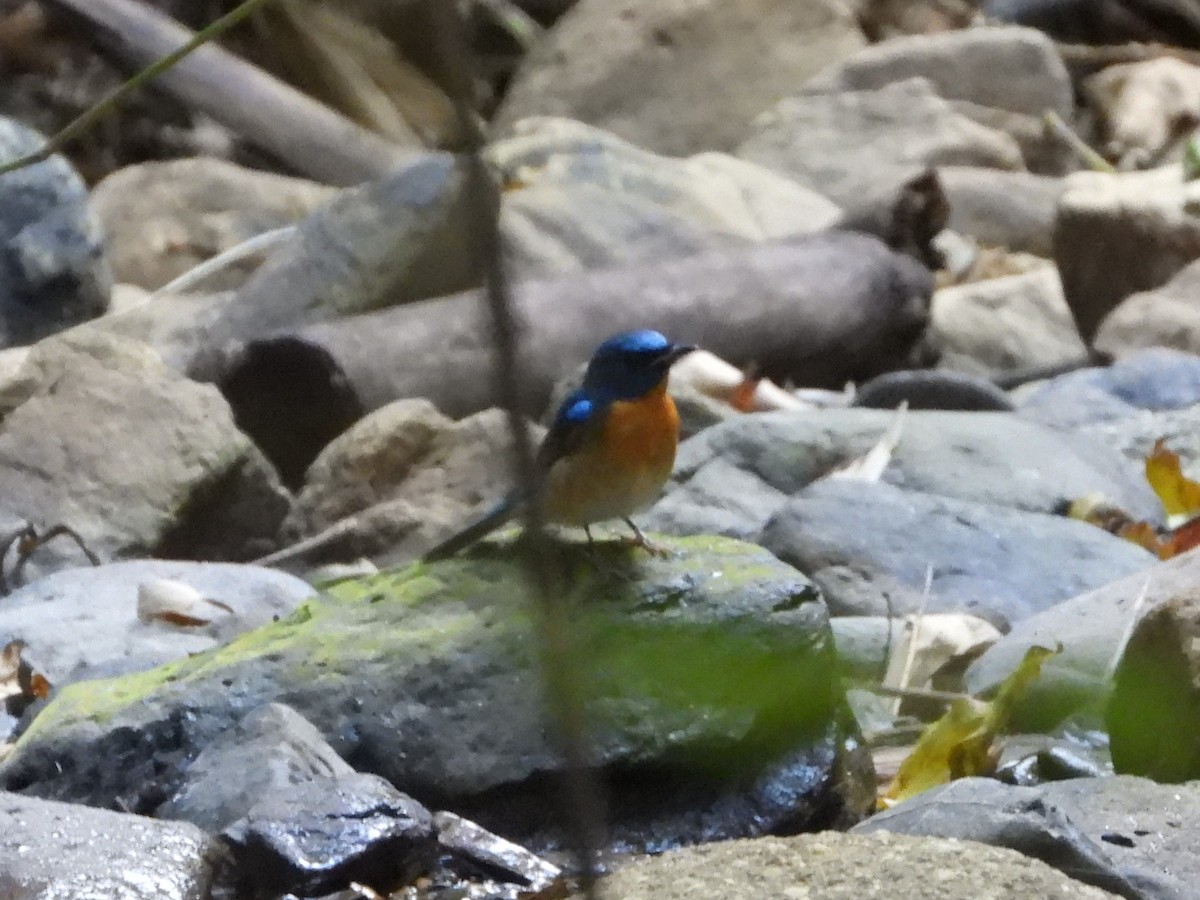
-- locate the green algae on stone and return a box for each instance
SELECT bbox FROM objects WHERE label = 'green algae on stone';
[0,534,860,847]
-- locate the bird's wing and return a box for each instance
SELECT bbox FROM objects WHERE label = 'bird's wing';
[422,391,605,561]
[536,390,605,474]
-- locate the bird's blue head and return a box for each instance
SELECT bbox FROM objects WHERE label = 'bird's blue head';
[581,329,695,402]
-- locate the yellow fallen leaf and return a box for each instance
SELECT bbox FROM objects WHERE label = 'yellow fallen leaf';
[878,644,1059,809]
[1145,438,1200,520]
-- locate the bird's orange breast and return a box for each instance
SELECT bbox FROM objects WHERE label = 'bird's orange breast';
[542,381,681,526]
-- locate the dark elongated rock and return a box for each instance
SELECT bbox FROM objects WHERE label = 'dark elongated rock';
[220,232,931,475]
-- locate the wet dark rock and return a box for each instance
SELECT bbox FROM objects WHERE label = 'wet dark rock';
[0,536,870,852]
[0,789,217,900]
[858,775,1199,900]
[761,478,1152,624]
[1107,590,1200,781]
[853,369,1016,411]
[221,772,435,898]
[0,116,111,348]
[0,331,290,584]
[157,702,355,833]
[0,561,314,692]
[434,811,560,891]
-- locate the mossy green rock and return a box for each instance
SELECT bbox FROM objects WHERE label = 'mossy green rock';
[0,535,869,848]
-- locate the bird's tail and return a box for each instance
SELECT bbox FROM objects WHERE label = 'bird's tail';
[422,495,520,561]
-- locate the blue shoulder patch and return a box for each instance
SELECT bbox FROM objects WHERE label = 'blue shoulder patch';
[558,393,594,426]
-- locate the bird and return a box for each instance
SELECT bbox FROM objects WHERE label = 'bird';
[423,329,696,561]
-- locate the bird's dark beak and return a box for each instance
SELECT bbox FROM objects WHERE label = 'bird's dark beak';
[661,344,697,367]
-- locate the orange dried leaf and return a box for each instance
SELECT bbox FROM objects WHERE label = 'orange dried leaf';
[1164,516,1200,559]
[1116,520,1167,557]
[152,611,212,628]
[1145,438,1200,518]
[728,374,762,412]
[1,639,51,710]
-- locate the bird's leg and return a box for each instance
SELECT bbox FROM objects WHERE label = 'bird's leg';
[622,517,668,556]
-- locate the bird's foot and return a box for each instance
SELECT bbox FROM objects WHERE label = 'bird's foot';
[622,518,669,557]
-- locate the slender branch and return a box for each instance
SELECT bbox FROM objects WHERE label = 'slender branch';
[430,2,604,894]
[0,0,277,177]
[1043,110,1117,174]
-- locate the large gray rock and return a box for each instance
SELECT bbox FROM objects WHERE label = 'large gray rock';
[1019,349,1200,429]
[0,561,314,688]
[929,264,1087,376]
[280,403,533,565]
[0,331,289,583]
[0,790,217,900]
[0,116,111,348]
[737,78,1025,208]
[967,548,1200,730]
[647,409,1161,541]
[1085,58,1200,168]
[1054,167,1200,342]
[1072,404,1200,484]
[0,536,870,851]
[493,0,866,155]
[806,25,1073,120]
[93,152,474,378]
[1094,257,1200,359]
[761,478,1152,624]
[490,117,841,279]
[858,776,1199,900]
[581,829,1119,899]
[91,157,336,292]
[939,166,1064,257]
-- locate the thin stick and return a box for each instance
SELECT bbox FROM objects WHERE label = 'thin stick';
[1042,110,1117,174]
[1104,573,1154,681]
[889,564,933,717]
[150,225,296,300]
[0,0,276,177]
[252,516,361,568]
[870,684,974,705]
[429,2,604,893]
